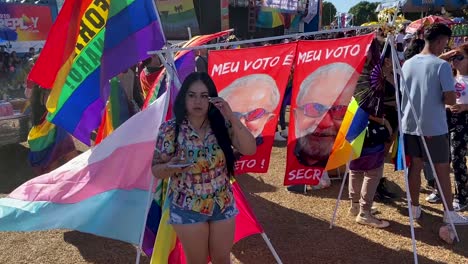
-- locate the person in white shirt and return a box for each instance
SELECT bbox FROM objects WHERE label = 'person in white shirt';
[440,43,468,212]
[401,24,468,225]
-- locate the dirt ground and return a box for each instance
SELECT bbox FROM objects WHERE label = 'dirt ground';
[0,139,467,264]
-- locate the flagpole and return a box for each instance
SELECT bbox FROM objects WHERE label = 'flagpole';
[329,157,351,229]
[261,233,283,264]
[388,38,420,264]
[135,79,172,264]
[150,0,168,45]
[135,174,155,264]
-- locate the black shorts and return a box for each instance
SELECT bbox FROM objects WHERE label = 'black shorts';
[404,134,450,164]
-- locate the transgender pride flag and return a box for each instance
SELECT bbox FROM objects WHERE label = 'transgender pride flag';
[0,91,169,245]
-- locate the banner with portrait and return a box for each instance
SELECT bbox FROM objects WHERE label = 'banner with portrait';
[284,34,374,186]
[208,43,297,174]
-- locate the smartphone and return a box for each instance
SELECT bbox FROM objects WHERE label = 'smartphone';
[208,97,221,102]
[167,163,193,169]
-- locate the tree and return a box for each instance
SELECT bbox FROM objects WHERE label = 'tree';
[321,1,337,27]
[348,1,379,26]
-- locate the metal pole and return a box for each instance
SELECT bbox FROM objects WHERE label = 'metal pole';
[260,233,283,264]
[135,175,155,264]
[147,26,375,55]
[150,0,168,44]
[329,161,350,229]
[388,37,419,264]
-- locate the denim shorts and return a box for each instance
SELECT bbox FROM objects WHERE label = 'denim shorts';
[168,203,238,225]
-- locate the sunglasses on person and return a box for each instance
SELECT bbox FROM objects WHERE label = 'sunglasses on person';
[451,55,465,61]
[233,108,271,122]
[296,103,347,120]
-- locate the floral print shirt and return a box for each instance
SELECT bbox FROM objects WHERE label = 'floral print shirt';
[153,119,234,216]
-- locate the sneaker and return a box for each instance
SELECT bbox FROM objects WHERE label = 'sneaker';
[348,203,378,216]
[356,210,390,228]
[411,205,421,220]
[280,129,288,138]
[425,192,441,203]
[453,200,468,212]
[274,131,286,141]
[443,211,468,225]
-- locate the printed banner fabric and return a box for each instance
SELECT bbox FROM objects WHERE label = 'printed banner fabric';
[0,3,53,52]
[208,43,296,174]
[284,34,374,186]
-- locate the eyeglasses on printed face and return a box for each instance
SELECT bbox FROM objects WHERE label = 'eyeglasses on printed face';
[296,103,347,120]
[233,108,270,122]
[452,55,465,62]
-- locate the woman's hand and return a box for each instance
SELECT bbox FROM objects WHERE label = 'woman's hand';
[152,156,193,179]
[209,97,234,121]
[439,50,459,61]
[449,104,467,114]
[209,96,257,155]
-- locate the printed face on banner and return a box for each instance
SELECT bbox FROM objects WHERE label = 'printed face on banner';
[294,63,358,167]
[209,43,296,174]
[219,74,279,138]
[285,34,374,186]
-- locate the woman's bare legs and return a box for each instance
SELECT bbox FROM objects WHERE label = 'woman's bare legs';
[172,223,210,264]
[209,218,235,264]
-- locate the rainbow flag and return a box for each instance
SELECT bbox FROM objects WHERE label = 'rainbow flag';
[28,0,166,145]
[95,77,131,144]
[0,91,170,244]
[27,118,76,175]
[326,97,369,170]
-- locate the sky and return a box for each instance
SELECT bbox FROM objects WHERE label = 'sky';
[330,0,383,13]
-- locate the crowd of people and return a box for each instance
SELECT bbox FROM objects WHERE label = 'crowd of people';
[401,24,468,223]
[16,22,467,261]
[0,47,36,98]
[108,25,468,231]
[145,23,468,261]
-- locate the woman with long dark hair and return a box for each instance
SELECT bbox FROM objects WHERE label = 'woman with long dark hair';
[440,43,468,211]
[152,72,256,263]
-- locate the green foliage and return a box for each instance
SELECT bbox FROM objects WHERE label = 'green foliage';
[321,1,337,27]
[348,1,379,26]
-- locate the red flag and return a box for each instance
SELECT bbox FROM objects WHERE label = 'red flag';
[284,34,373,186]
[208,43,297,174]
[232,180,264,241]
